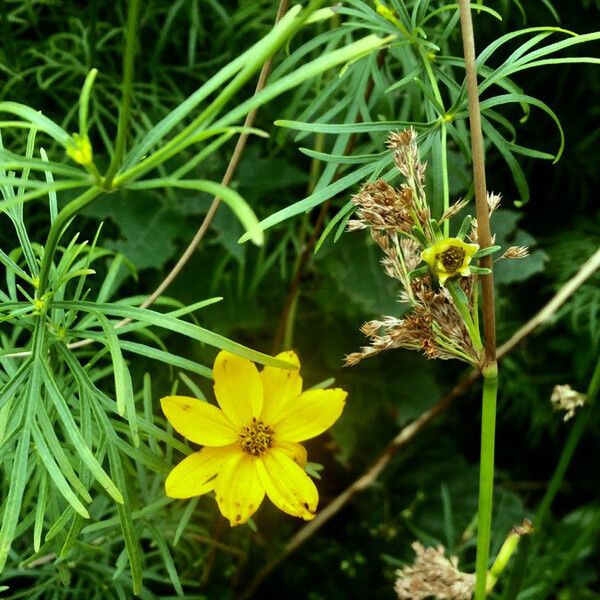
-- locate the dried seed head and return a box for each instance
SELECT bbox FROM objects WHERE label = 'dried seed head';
[551,384,587,421]
[394,542,475,600]
[387,128,417,149]
[502,246,530,259]
[487,192,501,214]
[440,198,469,222]
[350,180,414,234]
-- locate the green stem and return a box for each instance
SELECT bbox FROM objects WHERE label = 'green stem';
[440,123,449,236]
[446,280,483,353]
[419,47,449,233]
[37,187,103,294]
[475,365,498,600]
[503,356,600,598]
[104,0,140,186]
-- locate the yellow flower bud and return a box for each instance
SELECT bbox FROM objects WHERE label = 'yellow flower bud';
[66,133,93,166]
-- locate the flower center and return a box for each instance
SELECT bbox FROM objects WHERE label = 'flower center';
[439,245,465,273]
[239,417,274,456]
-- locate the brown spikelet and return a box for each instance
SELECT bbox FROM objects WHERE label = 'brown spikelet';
[502,245,530,259]
[394,542,475,600]
[440,198,469,222]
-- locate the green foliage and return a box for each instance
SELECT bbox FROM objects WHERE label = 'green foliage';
[0,0,598,598]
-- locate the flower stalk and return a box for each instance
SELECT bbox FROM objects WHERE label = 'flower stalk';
[458,1,498,598]
[104,0,140,186]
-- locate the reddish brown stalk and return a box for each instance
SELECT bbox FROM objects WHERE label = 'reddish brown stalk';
[458,0,496,365]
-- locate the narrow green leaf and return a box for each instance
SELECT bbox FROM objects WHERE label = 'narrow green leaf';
[239,159,385,242]
[79,69,98,136]
[105,443,143,593]
[474,245,502,258]
[55,301,295,369]
[145,523,184,596]
[41,359,124,504]
[96,312,138,446]
[0,102,70,145]
[31,423,90,518]
[127,178,264,246]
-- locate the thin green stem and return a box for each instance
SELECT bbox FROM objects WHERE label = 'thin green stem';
[475,367,498,600]
[503,356,600,598]
[440,122,449,235]
[419,47,449,232]
[446,280,483,352]
[37,187,103,294]
[104,0,140,186]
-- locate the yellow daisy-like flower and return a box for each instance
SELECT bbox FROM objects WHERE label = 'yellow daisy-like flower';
[161,350,347,526]
[421,237,479,286]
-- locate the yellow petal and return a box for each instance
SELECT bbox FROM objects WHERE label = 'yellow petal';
[259,350,302,423]
[421,246,436,268]
[213,351,263,426]
[160,396,238,446]
[215,452,265,526]
[463,242,479,258]
[165,445,237,498]
[438,272,450,285]
[458,265,472,277]
[256,448,318,520]
[275,440,307,468]
[271,388,347,443]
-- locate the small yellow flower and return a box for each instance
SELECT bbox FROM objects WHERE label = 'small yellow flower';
[66,133,93,165]
[161,350,347,526]
[421,237,479,286]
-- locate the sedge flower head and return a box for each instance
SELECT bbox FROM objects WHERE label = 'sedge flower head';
[161,350,347,526]
[66,133,93,165]
[421,237,479,286]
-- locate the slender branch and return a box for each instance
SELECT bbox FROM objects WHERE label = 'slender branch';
[238,248,599,598]
[497,246,600,354]
[104,0,140,186]
[37,187,103,294]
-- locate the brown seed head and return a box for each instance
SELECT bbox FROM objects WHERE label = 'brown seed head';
[394,542,475,600]
[503,246,530,259]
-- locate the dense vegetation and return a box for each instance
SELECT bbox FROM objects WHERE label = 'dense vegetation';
[0,1,598,598]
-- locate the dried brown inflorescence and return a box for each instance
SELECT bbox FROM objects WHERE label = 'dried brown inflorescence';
[345,129,480,367]
[394,542,475,600]
[502,245,530,259]
[347,180,415,235]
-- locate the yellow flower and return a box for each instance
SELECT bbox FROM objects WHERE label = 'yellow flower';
[421,237,479,286]
[66,133,93,165]
[161,350,347,526]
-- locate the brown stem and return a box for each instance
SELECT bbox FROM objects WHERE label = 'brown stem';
[238,247,600,599]
[458,0,496,366]
[272,49,387,353]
